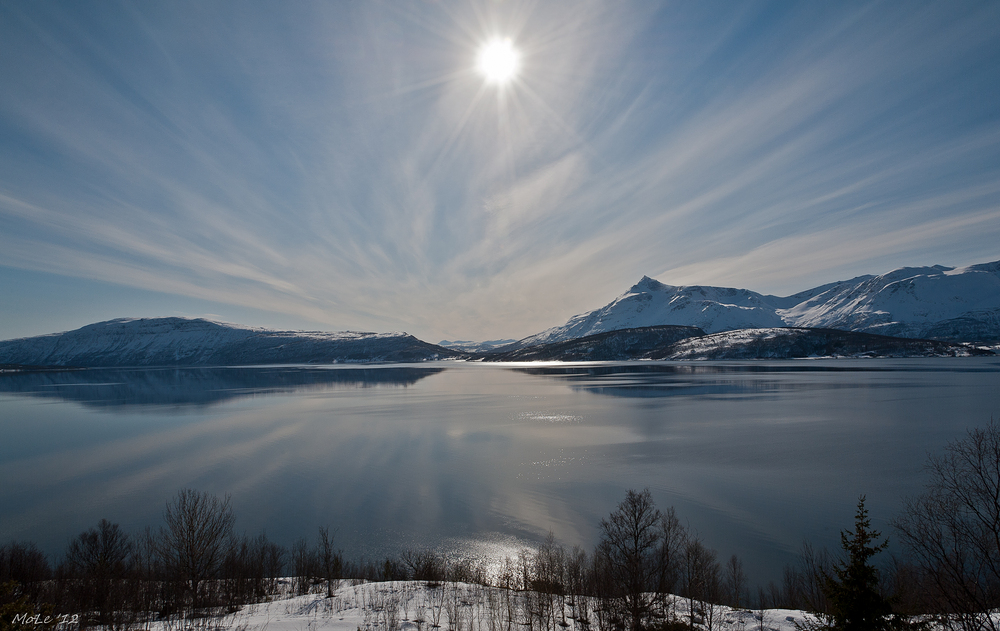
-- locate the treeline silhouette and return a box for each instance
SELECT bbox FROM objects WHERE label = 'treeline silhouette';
[3,487,764,631]
[5,419,1000,631]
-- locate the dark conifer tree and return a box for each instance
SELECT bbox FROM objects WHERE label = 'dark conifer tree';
[823,496,892,631]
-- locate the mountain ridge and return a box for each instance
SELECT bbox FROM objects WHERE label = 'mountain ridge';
[0,317,459,367]
[501,259,1000,350]
[1,259,998,367]
[480,325,989,361]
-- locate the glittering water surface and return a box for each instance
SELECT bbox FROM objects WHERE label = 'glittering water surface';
[2,359,999,584]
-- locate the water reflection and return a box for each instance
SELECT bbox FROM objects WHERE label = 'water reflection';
[514,361,1000,377]
[1,360,999,586]
[509,361,999,398]
[0,366,444,408]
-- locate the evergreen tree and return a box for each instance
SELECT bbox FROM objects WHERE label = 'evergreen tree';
[822,496,892,631]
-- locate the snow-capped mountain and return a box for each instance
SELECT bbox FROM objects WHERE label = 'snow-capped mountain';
[438,338,518,353]
[504,260,1000,349]
[0,317,459,367]
[777,261,1000,339]
[485,325,705,361]
[484,325,986,361]
[4,260,997,367]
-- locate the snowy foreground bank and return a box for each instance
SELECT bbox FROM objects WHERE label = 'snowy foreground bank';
[180,580,817,631]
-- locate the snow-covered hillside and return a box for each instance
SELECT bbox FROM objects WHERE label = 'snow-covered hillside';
[0,317,459,367]
[659,327,986,360]
[481,325,984,361]
[504,260,1000,349]
[506,277,785,349]
[177,580,816,631]
[778,261,1000,339]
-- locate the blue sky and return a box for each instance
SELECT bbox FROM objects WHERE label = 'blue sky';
[1,1,998,343]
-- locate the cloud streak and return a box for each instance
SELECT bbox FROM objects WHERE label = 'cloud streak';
[0,1,998,340]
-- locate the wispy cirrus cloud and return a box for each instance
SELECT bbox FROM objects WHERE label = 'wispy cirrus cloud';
[0,1,998,340]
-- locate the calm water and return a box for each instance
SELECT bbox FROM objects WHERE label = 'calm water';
[2,359,999,585]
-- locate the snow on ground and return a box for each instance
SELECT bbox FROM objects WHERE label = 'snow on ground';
[178,580,818,631]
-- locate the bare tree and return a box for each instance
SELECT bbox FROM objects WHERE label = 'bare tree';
[797,542,831,614]
[155,489,235,607]
[566,545,589,623]
[219,532,284,608]
[429,582,445,628]
[893,419,1000,631]
[532,533,566,631]
[754,588,771,631]
[63,519,135,626]
[590,548,617,631]
[682,536,721,630]
[656,506,687,619]
[597,488,663,631]
[291,537,316,594]
[403,549,447,582]
[261,535,286,594]
[725,554,748,609]
[317,526,343,597]
[0,541,53,605]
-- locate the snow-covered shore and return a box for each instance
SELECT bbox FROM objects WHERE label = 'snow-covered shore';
[181,580,817,631]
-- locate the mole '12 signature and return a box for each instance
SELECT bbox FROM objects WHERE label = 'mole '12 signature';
[11,613,81,626]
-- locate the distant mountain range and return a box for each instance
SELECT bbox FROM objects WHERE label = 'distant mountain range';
[437,338,518,353]
[503,260,1000,349]
[485,325,705,361]
[0,260,997,367]
[0,317,460,367]
[482,325,988,361]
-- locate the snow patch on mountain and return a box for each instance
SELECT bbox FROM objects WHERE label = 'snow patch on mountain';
[778,262,1000,339]
[505,276,786,350]
[507,260,1000,348]
[662,327,986,360]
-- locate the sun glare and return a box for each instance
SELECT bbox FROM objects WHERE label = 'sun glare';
[477,38,519,84]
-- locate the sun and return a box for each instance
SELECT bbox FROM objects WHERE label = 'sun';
[476,38,520,84]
